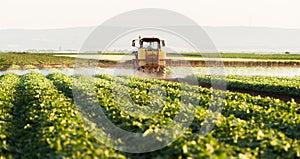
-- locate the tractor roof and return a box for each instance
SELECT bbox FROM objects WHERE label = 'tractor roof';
[141,37,160,42]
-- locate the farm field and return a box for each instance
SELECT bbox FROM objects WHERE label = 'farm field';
[187,75,300,96]
[2,1,300,158]
[184,75,300,102]
[0,53,75,65]
[1,53,300,158]
[175,53,300,60]
[51,52,300,60]
[2,53,300,70]
[0,72,300,158]
[0,53,116,70]
[56,54,300,62]
[0,53,76,70]
[55,53,300,67]
[1,67,300,79]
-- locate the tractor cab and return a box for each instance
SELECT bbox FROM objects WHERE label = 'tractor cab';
[138,37,164,50]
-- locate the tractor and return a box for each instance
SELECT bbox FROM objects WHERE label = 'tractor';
[132,36,167,76]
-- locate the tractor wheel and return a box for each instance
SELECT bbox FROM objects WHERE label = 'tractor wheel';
[137,66,145,72]
[157,66,167,77]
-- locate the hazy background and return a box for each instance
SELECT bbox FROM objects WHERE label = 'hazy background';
[1,26,300,53]
[1,0,300,53]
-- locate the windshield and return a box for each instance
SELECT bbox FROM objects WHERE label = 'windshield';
[142,41,159,50]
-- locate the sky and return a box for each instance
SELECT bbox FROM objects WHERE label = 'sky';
[1,0,300,29]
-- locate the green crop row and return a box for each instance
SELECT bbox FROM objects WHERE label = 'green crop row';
[0,53,75,65]
[186,75,300,96]
[46,73,300,158]
[1,73,125,158]
[1,72,300,158]
[0,74,20,158]
[95,74,300,158]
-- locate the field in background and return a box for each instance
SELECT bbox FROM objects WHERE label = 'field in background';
[4,52,300,59]
[1,52,300,70]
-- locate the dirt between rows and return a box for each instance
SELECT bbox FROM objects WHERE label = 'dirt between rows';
[161,78,300,103]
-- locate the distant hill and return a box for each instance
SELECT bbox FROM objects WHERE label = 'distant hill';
[203,26,300,53]
[0,26,300,53]
[0,27,94,52]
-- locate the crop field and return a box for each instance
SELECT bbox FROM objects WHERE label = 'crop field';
[1,53,300,158]
[0,53,76,65]
[51,52,300,60]
[0,53,76,70]
[2,1,300,158]
[0,53,120,70]
[0,72,299,158]
[177,53,300,60]
[186,75,300,102]
[2,53,300,70]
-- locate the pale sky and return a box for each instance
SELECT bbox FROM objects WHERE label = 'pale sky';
[1,0,300,29]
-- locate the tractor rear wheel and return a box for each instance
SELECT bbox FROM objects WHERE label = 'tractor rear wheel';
[157,66,166,77]
[137,66,145,72]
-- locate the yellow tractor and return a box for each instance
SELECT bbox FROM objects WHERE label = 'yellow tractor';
[132,36,167,76]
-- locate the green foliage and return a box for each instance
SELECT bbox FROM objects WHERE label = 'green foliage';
[0,53,75,66]
[0,72,299,158]
[1,73,124,158]
[187,75,300,96]
[0,74,19,158]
